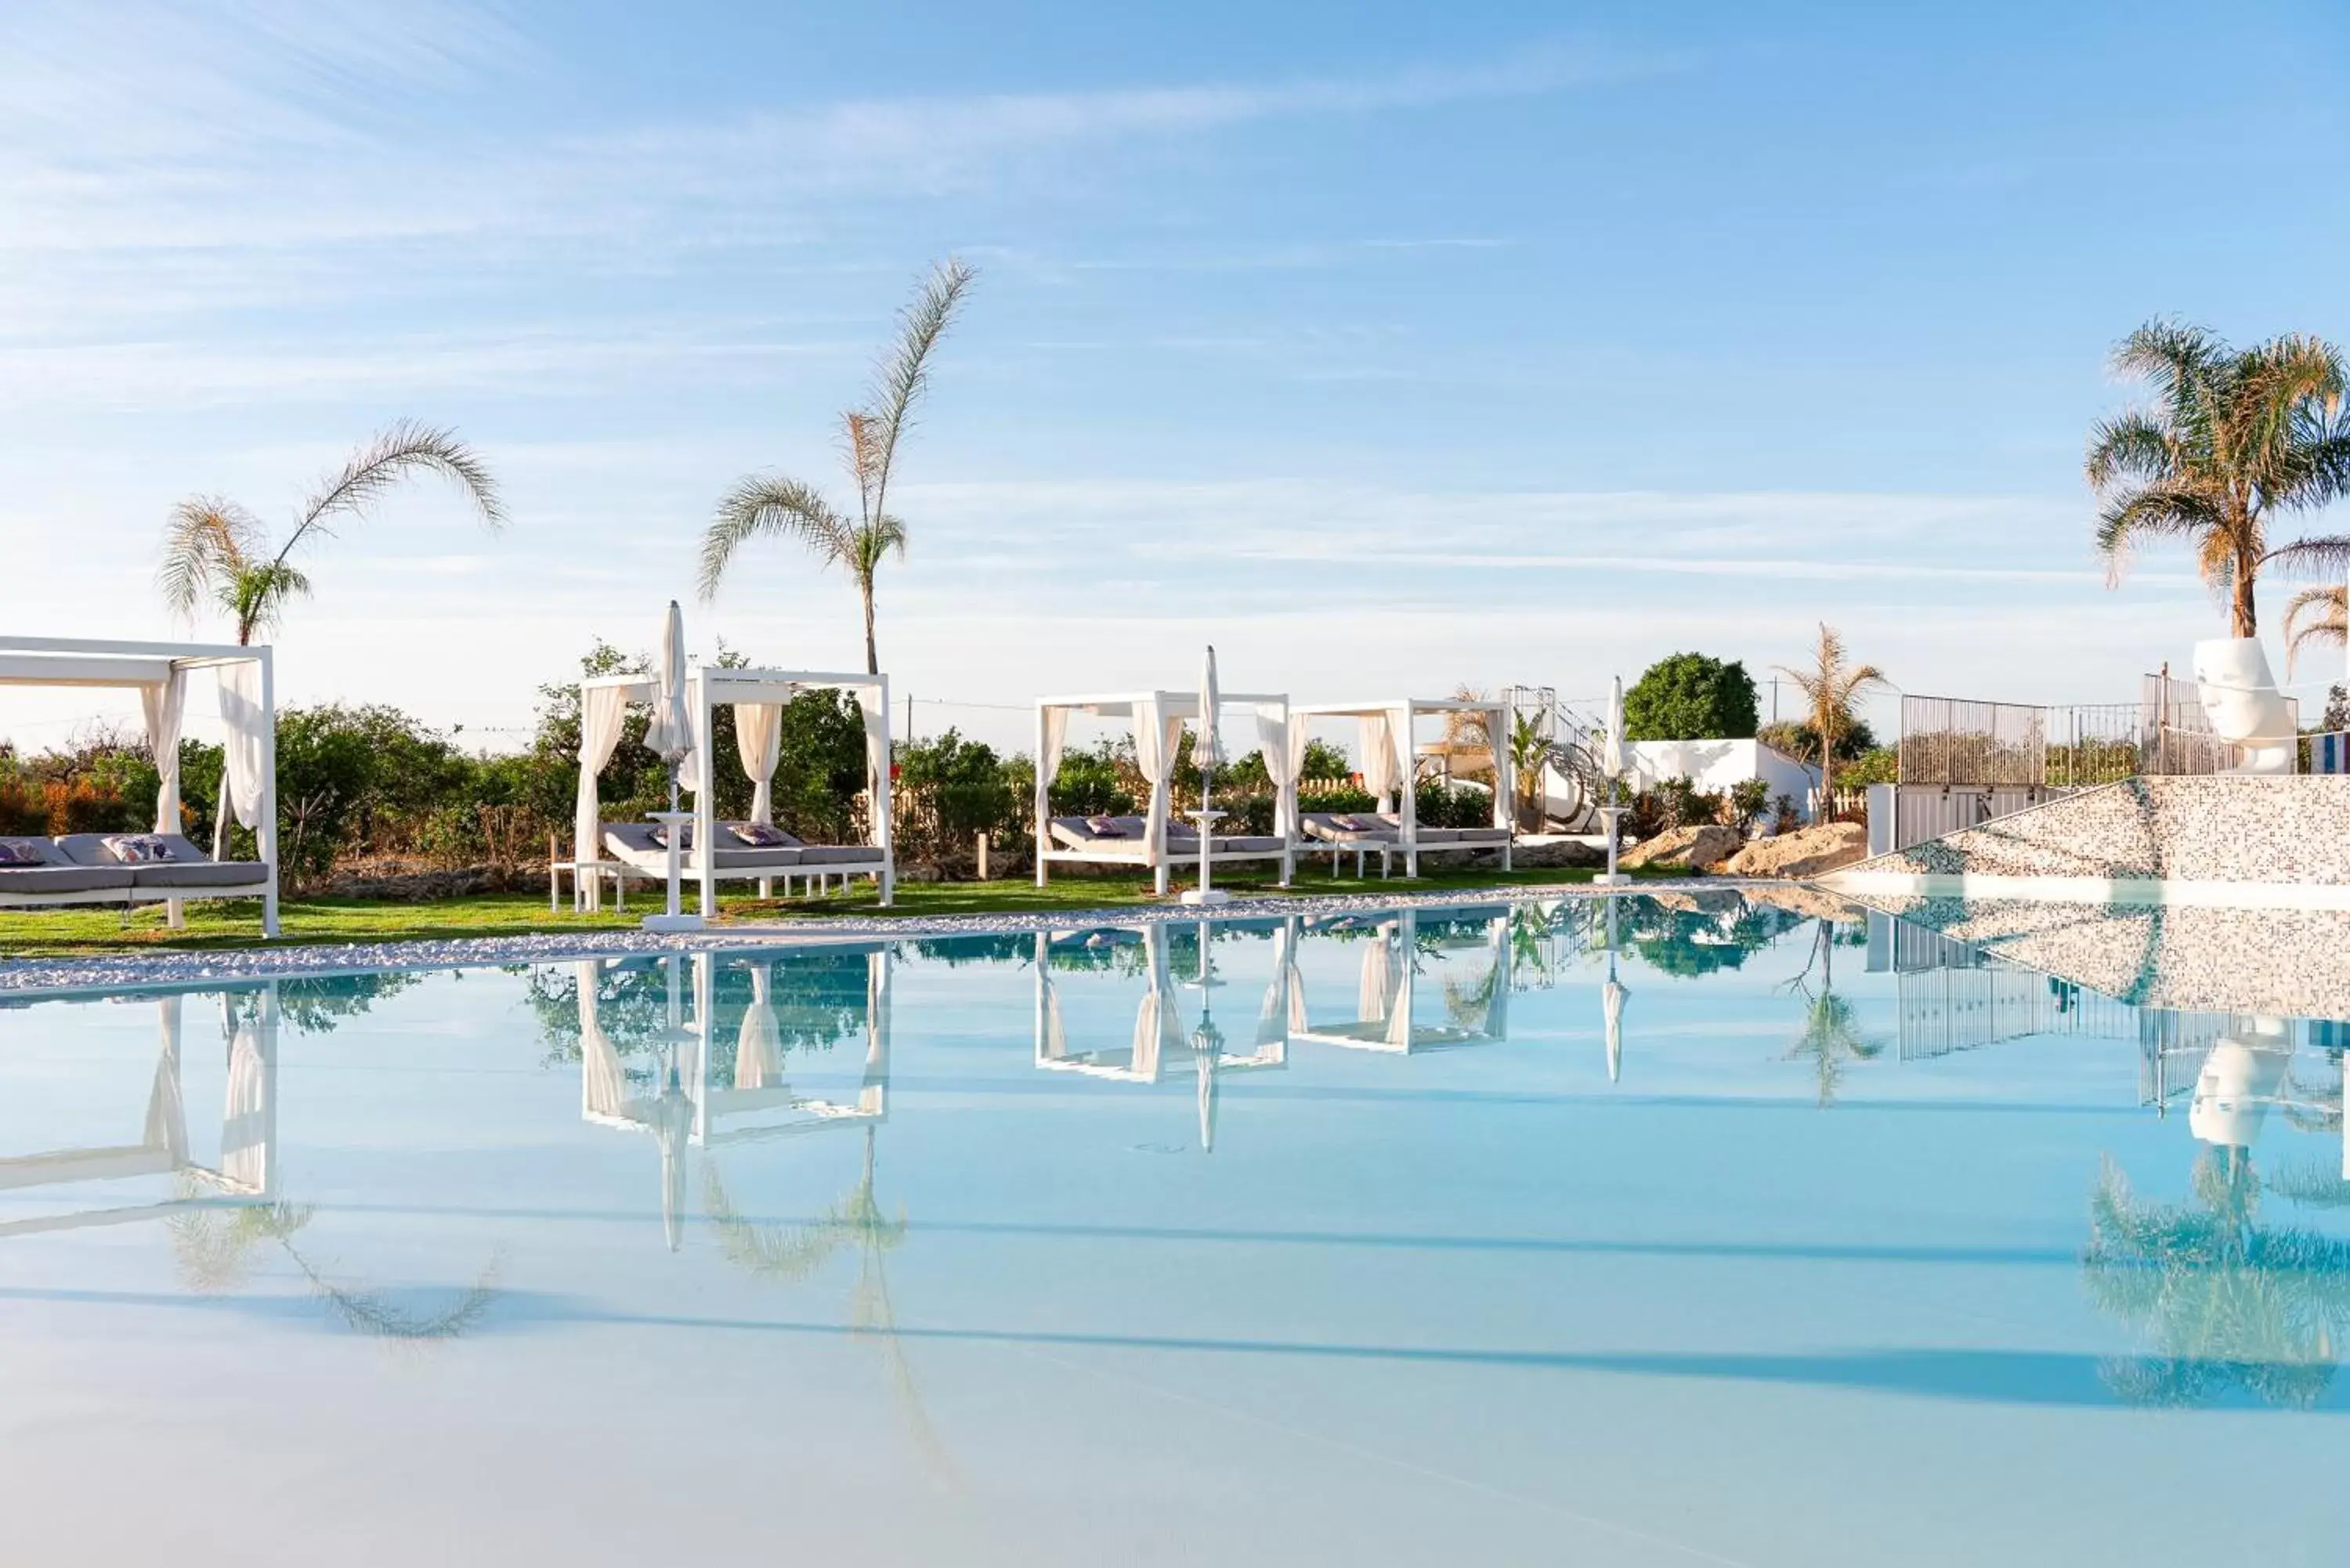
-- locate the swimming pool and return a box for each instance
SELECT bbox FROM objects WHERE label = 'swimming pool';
[3,893,2345,1566]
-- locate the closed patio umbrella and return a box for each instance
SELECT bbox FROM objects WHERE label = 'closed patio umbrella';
[643,601,694,811]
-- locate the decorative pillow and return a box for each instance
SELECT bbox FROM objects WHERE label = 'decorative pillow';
[1084,815,1125,837]
[1336,815,1372,833]
[648,823,692,851]
[0,839,48,866]
[104,834,176,864]
[731,822,801,848]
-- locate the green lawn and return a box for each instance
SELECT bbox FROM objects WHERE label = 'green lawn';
[0,862,1694,958]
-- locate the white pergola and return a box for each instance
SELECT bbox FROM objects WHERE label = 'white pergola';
[1289,906,1513,1053]
[572,666,893,916]
[1032,688,1298,895]
[1292,696,1513,878]
[0,635,278,936]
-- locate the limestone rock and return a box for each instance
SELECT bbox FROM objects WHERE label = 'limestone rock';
[1618,823,1743,872]
[1510,837,1606,869]
[1722,822,1867,879]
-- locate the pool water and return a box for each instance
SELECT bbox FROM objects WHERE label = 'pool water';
[2,894,2345,1566]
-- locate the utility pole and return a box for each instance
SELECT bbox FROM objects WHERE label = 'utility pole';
[905,692,913,746]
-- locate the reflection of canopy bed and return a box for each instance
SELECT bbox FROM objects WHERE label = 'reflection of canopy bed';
[558,667,894,916]
[0,987,277,1237]
[0,636,279,935]
[1032,919,1300,1149]
[1032,689,1300,895]
[1290,698,1514,879]
[577,948,893,1249]
[1290,907,1513,1053]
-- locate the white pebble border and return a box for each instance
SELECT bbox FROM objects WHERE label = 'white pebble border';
[0,878,1748,999]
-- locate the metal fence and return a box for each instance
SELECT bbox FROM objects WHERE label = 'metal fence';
[1900,681,2308,788]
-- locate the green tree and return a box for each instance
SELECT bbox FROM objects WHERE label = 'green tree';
[1622,652,1759,741]
[2087,320,2350,638]
[699,258,977,674]
[159,421,504,644]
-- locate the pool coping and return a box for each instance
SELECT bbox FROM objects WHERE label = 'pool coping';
[0,876,1764,1000]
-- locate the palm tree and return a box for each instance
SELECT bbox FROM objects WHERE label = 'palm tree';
[2283,583,2347,674]
[1774,623,1885,810]
[699,258,977,675]
[158,420,504,645]
[2086,320,2350,638]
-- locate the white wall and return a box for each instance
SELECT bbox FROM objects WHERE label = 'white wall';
[1625,739,1821,818]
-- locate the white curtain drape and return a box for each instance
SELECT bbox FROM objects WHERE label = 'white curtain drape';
[1131,697,1183,862]
[1255,927,1292,1053]
[577,960,629,1118]
[221,988,275,1194]
[1483,916,1512,1041]
[215,660,269,832]
[735,963,784,1089]
[1257,703,1297,837]
[734,703,783,825]
[856,688,891,848]
[864,949,892,1101]
[1358,934,1393,1024]
[146,995,188,1165]
[140,669,187,835]
[573,684,631,904]
[1039,706,1069,790]
[1360,712,1401,810]
[1130,923,1184,1078]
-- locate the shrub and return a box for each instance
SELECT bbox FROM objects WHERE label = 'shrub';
[1728,777,1771,833]
[1049,742,1133,817]
[1627,774,1725,838]
[1759,717,1876,764]
[1624,653,1759,741]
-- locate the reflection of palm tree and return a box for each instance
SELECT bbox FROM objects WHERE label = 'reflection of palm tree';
[704,1128,956,1484]
[2084,1151,2350,1408]
[168,1183,500,1341]
[1783,920,1883,1107]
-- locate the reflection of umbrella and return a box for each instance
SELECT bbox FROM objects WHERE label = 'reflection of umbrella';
[1603,971,1626,1082]
[643,601,694,807]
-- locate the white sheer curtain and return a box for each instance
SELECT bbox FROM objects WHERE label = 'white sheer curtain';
[1256,703,1297,837]
[214,661,269,853]
[577,959,628,1118]
[856,688,891,849]
[573,684,631,907]
[734,702,783,825]
[735,963,783,1089]
[221,988,275,1194]
[139,669,186,834]
[1038,706,1069,793]
[1131,697,1183,861]
[1359,712,1400,810]
[145,995,188,1165]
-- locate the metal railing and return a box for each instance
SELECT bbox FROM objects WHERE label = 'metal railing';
[1900,680,2308,788]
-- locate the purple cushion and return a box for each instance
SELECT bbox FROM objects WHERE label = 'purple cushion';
[103,834,176,864]
[0,839,48,866]
[731,822,800,848]
[649,823,692,850]
[1085,815,1126,838]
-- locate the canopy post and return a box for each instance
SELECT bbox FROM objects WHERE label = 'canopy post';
[696,674,717,920]
[258,649,280,939]
[1035,703,1051,888]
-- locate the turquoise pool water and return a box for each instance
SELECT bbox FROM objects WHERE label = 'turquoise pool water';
[2,894,2345,1566]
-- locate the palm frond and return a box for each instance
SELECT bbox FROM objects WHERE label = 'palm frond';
[2084,410,2176,491]
[2265,533,2350,581]
[287,418,505,560]
[2094,482,2225,578]
[698,473,851,600]
[2283,585,2348,675]
[2109,318,2227,417]
[860,256,975,522]
[157,497,262,620]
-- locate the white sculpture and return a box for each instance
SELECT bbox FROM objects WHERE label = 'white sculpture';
[2188,1015,2294,1150]
[2190,638,2295,775]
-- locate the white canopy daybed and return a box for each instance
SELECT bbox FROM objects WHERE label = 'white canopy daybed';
[0,636,278,936]
[559,665,894,916]
[1291,696,1514,878]
[1032,688,1300,894]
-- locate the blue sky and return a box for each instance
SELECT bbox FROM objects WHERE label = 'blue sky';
[3,0,2345,752]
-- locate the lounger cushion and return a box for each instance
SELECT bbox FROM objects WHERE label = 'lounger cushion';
[1303,814,1397,844]
[602,826,807,871]
[1414,829,1465,844]
[58,832,219,867]
[0,837,64,867]
[0,865,133,894]
[1049,815,1152,847]
[132,861,269,891]
[1209,836,1283,854]
[730,822,801,848]
[794,845,884,866]
[1449,827,1511,844]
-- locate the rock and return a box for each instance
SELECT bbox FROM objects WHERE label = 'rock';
[1721,822,1868,879]
[1618,824,1744,872]
[1507,837,1606,869]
